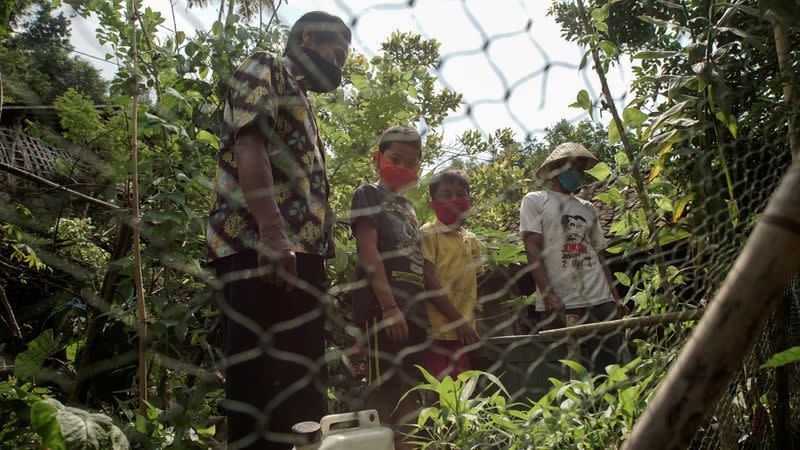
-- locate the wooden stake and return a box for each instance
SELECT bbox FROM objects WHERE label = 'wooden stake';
[622,161,800,450]
[129,0,148,414]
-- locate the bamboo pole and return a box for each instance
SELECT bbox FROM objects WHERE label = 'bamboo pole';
[129,1,148,414]
[773,24,798,160]
[537,309,705,339]
[772,21,797,450]
[622,161,800,450]
[0,161,121,211]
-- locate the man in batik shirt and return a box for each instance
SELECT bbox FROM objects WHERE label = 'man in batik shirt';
[207,11,350,450]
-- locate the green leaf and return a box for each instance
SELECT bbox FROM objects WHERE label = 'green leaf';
[585,162,611,181]
[194,424,216,438]
[614,151,630,169]
[66,341,79,363]
[594,187,624,206]
[197,130,220,150]
[31,399,129,450]
[579,50,590,70]
[560,359,590,382]
[623,107,648,129]
[614,272,631,287]
[608,120,621,145]
[211,20,223,36]
[716,26,767,53]
[15,330,57,381]
[637,15,690,33]
[591,6,609,23]
[31,400,66,450]
[762,346,800,368]
[569,90,592,113]
[632,51,682,59]
[598,40,618,57]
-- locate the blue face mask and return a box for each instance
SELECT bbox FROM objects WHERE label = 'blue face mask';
[556,169,585,193]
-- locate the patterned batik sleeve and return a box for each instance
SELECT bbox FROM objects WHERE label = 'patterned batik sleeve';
[224,52,279,144]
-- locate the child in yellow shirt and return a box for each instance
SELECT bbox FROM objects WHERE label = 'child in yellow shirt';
[421,170,484,378]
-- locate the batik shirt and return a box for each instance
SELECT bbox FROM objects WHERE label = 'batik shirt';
[207,52,334,261]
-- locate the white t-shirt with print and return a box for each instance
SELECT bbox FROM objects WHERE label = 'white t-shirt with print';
[519,190,614,311]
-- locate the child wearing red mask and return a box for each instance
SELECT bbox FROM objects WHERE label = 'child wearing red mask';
[349,125,428,446]
[420,170,484,378]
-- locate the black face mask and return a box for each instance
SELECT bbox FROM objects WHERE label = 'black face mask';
[288,46,343,93]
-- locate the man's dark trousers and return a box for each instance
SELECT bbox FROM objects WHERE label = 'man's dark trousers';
[213,250,326,450]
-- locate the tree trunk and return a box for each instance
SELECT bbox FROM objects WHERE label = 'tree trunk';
[72,222,133,403]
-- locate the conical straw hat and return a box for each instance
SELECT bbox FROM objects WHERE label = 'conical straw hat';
[536,142,599,180]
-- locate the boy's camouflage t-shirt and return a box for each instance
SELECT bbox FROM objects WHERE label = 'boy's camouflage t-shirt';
[207,52,334,261]
[350,183,429,327]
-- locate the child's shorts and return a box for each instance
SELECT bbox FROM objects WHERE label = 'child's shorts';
[424,339,471,379]
[363,317,428,387]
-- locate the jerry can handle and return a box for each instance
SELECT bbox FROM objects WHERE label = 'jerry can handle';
[319,409,381,434]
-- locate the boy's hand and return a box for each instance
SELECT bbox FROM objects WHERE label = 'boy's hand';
[543,293,566,328]
[456,323,480,345]
[382,306,409,343]
[618,303,630,317]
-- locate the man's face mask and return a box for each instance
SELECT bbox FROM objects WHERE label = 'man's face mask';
[291,46,343,93]
[556,169,586,193]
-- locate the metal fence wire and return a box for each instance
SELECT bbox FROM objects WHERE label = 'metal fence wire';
[0,1,798,449]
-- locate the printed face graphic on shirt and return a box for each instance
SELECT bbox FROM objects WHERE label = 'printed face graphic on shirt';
[560,214,592,269]
[386,201,425,277]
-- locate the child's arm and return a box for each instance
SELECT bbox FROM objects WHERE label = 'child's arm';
[522,232,566,326]
[424,261,480,345]
[353,218,409,343]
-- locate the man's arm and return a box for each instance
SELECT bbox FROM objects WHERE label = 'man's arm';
[522,232,565,327]
[353,218,409,343]
[234,127,296,289]
[423,261,480,345]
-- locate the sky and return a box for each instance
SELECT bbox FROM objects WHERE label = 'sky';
[65,0,634,145]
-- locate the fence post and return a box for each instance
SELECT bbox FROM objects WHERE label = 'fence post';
[622,161,800,450]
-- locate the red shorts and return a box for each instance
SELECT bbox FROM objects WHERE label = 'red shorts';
[424,340,471,379]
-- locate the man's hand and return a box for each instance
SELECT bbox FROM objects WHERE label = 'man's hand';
[382,306,409,343]
[257,232,297,290]
[618,302,630,317]
[455,322,480,345]
[543,292,566,328]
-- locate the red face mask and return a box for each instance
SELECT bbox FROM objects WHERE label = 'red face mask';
[430,198,471,225]
[374,152,419,190]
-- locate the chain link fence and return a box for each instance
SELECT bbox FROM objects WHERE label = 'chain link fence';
[1,0,799,449]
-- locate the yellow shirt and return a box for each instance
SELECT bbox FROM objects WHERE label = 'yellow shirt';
[421,219,485,341]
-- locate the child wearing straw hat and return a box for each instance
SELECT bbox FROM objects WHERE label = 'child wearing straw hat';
[519,142,628,373]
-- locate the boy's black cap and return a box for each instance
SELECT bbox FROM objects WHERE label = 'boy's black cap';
[379,125,422,150]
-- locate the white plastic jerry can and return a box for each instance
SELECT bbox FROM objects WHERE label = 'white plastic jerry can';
[290,409,395,450]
